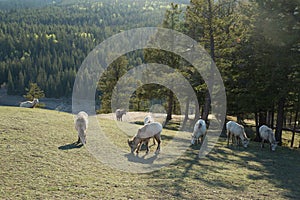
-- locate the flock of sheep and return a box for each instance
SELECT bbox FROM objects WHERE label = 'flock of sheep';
[226,120,278,151]
[73,109,278,154]
[19,98,277,153]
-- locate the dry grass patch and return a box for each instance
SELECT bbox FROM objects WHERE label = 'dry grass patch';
[1,106,300,199]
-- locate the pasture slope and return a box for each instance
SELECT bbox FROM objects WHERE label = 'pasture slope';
[0,106,300,199]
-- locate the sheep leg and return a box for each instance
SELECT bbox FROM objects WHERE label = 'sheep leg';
[227,131,231,146]
[200,134,204,144]
[154,134,161,154]
[236,136,240,146]
[145,139,150,154]
[76,136,81,144]
[261,139,264,148]
[136,141,142,154]
[153,137,156,145]
[82,134,86,144]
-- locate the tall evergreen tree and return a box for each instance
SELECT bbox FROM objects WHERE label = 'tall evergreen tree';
[23,82,45,100]
[144,3,184,123]
[98,55,129,113]
[7,70,14,95]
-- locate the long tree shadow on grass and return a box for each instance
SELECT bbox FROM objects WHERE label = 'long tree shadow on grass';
[58,142,83,150]
[199,142,300,199]
[242,143,300,199]
[144,140,246,199]
[144,136,300,199]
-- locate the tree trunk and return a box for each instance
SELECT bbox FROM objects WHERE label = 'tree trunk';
[254,111,261,142]
[267,111,271,126]
[291,98,300,147]
[193,101,201,126]
[202,0,215,123]
[289,112,293,126]
[202,91,211,122]
[291,104,299,147]
[166,90,173,122]
[275,97,285,146]
[237,113,244,125]
[271,104,275,128]
[182,98,190,131]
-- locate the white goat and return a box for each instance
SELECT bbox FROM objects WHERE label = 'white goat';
[226,121,249,148]
[144,115,156,145]
[20,98,39,108]
[75,111,88,144]
[191,119,207,145]
[144,115,154,124]
[116,109,126,121]
[259,125,278,151]
[128,122,162,154]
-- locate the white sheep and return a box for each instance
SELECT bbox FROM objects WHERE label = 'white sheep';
[75,111,88,144]
[259,125,278,151]
[20,98,39,108]
[128,122,162,154]
[144,115,156,145]
[191,119,207,145]
[226,121,249,148]
[116,109,126,121]
[144,115,154,124]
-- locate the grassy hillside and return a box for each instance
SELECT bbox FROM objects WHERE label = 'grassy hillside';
[0,106,300,199]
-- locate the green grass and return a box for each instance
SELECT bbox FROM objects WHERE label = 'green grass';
[1,106,300,199]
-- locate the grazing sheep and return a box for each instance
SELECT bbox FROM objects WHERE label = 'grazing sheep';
[75,111,88,144]
[144,115,156,145]
[191,119,207,145]
[20,98,39,108]
[116,109,126,121]
[226,121,249,148]
[259,125,278,151]
[144,115,154,124]
[128,122,162,154]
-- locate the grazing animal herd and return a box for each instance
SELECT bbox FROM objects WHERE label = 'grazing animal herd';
[72,109,278,153]
[17,98,278,153]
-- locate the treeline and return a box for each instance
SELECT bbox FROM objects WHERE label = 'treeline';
[98,0,300,146]
[1,0,299,145]
[0,0,173,97]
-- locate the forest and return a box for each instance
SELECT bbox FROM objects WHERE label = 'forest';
[0,0,182,97]
[0,0,299,146]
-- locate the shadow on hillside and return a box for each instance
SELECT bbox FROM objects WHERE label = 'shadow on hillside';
[124,153,158,164]
[145,137,300,199]
[58,142,83,150]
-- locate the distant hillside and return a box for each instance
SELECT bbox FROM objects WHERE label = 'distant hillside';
[0,0,60,10]
[0,0,182,98]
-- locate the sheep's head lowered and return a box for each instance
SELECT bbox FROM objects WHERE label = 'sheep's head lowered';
[128,137,141,153]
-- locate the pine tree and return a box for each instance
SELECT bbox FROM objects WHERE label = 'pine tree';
[7,70,14,95]
[23,82,45,100]
[98,55,129,113]
[144,3,184,123]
